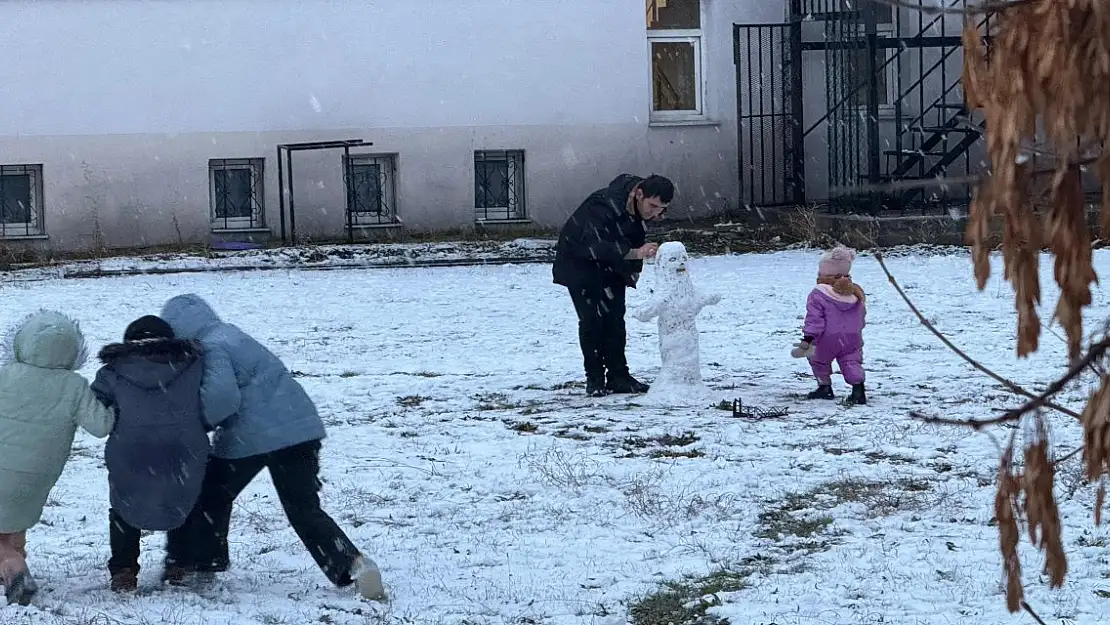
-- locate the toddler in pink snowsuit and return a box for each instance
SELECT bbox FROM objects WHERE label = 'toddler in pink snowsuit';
[791,246,868,405]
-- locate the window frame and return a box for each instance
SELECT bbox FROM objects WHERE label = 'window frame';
[208,158,265,231]
[344,153,400,226]
[473,149,527,223]
[0,164,45,238]
[647,0,707,123]
[849,5,897,116]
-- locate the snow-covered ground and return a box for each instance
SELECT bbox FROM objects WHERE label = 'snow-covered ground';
[0,247,1107,625]
[2,238,557,281]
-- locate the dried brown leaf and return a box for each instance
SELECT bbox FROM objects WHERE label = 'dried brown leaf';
[1098,481,1106,526]
[1046,165,1096,362]
[998,444,1023,613]
[1082,375,1110,482]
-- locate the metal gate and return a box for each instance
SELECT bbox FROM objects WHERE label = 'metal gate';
[734,21,803,208]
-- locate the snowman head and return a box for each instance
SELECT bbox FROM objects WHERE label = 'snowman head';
[656,241,689,275]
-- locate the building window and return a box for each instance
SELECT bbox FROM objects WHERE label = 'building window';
[474,150,526,221]
[209,158,264,229]
[849,3,896,110]
[345,154,399,226]
[647,0,704,121]
[0,165,45,237]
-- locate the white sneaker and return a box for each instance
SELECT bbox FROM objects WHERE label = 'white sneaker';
[351,555,386,601]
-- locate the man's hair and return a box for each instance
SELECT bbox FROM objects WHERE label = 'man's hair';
[639,174,675,203]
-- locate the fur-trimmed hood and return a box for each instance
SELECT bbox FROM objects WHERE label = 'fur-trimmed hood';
[97,338,203,390]
[3,310,89,370]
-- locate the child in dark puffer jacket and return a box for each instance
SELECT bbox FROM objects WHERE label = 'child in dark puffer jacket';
[91,315,227,592]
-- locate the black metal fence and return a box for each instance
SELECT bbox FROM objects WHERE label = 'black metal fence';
[734,22,803,208]
[735,0,989,215]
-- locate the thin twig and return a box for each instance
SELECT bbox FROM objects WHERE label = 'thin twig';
[867,0,1034,16]
[828,174,981,197]
[1020,601,1049,625]
[911,410,1014,429]
[1054,446,1083,466]
[875,252,1082,420]
[828,154,1100,198]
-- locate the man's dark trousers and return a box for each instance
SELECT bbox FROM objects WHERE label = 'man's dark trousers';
[568,280,629,382]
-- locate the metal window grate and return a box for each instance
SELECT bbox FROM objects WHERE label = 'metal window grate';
[474,150,526,221]
[0,165,45,237]
[345,155,399,226]
[209,158,264,229]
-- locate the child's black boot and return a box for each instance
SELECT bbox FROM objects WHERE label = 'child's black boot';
[845,383,867,406]
[5,571,37,605]
[806,385,835,400]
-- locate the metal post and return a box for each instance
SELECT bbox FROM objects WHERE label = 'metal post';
[286,148,297,244]
[733,24,744,208]
[277,145,286,246]
[864,0,882,210]
[787,0,806,206]
[343,145,353,244]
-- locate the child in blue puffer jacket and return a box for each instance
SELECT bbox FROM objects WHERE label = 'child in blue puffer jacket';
[159,294,385,601]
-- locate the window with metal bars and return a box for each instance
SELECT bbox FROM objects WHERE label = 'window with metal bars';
[474,150,526,221]
[0,165,45,237]
[344,154,399,225]
[209,158,264,229]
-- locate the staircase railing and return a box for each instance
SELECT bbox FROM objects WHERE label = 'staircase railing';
[888,14,991,166]
[884,14,993,208]
[802,8,953,138]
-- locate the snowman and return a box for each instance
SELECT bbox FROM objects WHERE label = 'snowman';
[631,241,722,405]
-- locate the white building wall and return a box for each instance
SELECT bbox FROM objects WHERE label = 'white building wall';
[0,0,762,253]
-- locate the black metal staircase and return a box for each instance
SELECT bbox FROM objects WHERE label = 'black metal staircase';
[879,15,992,211]
[798,0,989,214]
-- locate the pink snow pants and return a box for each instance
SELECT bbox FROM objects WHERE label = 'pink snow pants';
[810,335,865,386]
[0,532,28,588]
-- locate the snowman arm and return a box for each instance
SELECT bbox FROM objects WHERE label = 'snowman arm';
[694,289,722,311]
[631,297,663,322]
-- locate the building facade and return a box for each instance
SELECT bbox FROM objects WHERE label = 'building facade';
[0,0,789,253]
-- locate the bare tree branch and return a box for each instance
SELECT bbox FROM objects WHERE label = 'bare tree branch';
[911,332,1107,428]
[875,252,1083,420]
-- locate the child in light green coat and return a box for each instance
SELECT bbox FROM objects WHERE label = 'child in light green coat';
[0,310,115,605]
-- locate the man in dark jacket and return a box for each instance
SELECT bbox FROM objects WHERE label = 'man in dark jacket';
[552,173,674,396]
[91,315,221,593]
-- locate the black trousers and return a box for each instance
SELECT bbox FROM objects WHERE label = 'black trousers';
[165,440,361,587]
[109,508,192,575]
[568,282,629,380]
